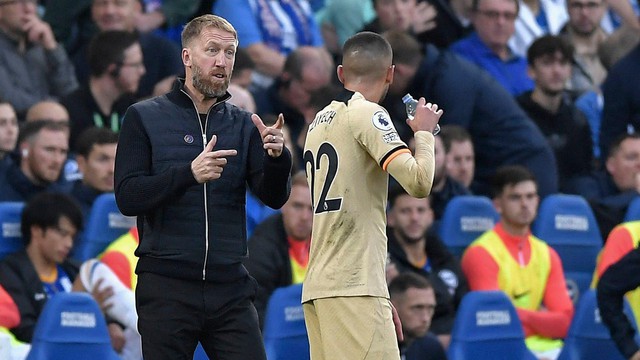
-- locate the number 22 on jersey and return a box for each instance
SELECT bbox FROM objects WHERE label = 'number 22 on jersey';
[304,142,343,214]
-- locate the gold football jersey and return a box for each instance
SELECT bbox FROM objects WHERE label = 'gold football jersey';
[302,91,410,302]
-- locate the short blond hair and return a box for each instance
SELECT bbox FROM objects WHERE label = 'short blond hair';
[181,14,237,48]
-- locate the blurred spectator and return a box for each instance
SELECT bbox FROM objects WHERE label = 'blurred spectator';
[384,30,558,197]
[62,30,143,152]
[244,171,312,328]
[70,127,118,218]
[599,42,640,158]
[601,0,640,32]
[253,46,333,153]
[450,0,534,96]
[0,121,70,202]
[43,0,95,57]
[71,0,181,99]
[440,125,475,189]
[0,0,78,117]
[389,273,448,360]
[461,165,574,359]
[137,0,202,39]
[517,35,593,190]
[591,220,640,328]
[0,102,19,173]
[510,0,568,57]
[213,0,325,88]
[25,100,70,125]
[560,0,608,95]
[230,47,255,89]
[386,185,468,348]
[316,0,376,54]
[565,133,640,240]
[227,83,256,113]
[430,135,472,221]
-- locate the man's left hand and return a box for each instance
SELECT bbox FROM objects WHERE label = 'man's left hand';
[251,113,285,158]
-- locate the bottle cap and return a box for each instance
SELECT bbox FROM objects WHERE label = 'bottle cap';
[402,94,413,104]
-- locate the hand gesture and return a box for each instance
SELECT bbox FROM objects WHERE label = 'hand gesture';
[252,113,285,158]
[191,135,238,183]
[407,97,443,134]
[23,14,57,50]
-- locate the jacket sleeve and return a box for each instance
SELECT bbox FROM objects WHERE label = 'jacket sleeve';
[246,126,292,210]
[597,247,640,359]
[114,106,199,216]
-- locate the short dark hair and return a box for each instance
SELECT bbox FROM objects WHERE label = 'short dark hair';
[234,47,255,72]
[491,165,537,198]
[439,125,473,153]
[75,127,119,158]
[88,30,140,77]
[18,120,68,145]
[389,272,432,298]
[607,132,640,159]
[384,30,422,67]
[388,184,430,209]
[472,0,519,14]
[21,192,84,246]
[527,35,574,66]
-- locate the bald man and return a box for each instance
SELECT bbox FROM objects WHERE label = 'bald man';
[25,101,70,125]
[302,31,442,360]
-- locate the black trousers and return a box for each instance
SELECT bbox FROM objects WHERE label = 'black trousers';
[136,271,266,360]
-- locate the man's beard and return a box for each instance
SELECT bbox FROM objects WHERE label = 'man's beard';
[192,63,229,99]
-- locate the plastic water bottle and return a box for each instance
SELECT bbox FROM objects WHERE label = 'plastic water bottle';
[402,93,440,135]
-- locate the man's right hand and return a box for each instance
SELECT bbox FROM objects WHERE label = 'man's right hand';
[191,135,238,183]
[406,97,443,134]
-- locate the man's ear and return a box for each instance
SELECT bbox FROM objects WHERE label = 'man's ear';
[386,64,395,84]
[337,65,345,84]
[182,48,191,67]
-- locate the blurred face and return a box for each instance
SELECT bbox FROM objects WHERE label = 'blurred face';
[567,0,605,36]
[32,216,77,265]
[446,140,475,187]
[78,143,116,192]
[493,180,539,230]
[606,138,640,191]
[115,42,145,94]
[22,129,69,185]
[283,66,330,114]
[389,195,433,243]
[393,287,436,339]
[0,0,38,38]
[434,135,447,186]
[529,51,571,96]
[185,27,236,99]
[0,104,18,153]
[472,0,518,52]
[92,0,139,31]
[282,184,313,241]
[375,0,416,31]
[231,68,253,89]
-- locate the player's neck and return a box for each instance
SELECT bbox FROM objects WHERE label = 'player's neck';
[344,81,384,104]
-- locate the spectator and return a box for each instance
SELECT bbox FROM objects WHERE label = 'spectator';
[566,133,640,240]
[230,47,255,89]
[384,30,558,197]
[597,247,640,360]
[386,185,469,348]
[361,0,439,45]
[517,35,593,190]
[0,0,78,117]
[0,102,18,173]
[316,0,376,54]
[24,100,70,125]
[0,121,70,202]
[227,83,256,113]
[244,171,312,327]
[440,124,475,189]
[70,127,118,218]
[510,0,568,57]
[560,0,608,95]
[461,165,574,359]
[62,30,144,152]
[71,0,182,99]
[591,220,640,327]
[389,273,448,360]
[450,0,534,96]
[213,0,325,88]
[429,135,472,221]
[599,42,640,158]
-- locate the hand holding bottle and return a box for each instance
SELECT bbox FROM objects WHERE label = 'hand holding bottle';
[402,94,442,135]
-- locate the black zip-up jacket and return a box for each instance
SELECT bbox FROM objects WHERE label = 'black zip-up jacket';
[114,79,292,282]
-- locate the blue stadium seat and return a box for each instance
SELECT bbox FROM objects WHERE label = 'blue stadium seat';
[624,196,640,222]
[26,292,120,360]
[531,194,602,302]
[73,193,135,261]
[557,289,637,360]
[0,202,25,260]
[263,283,309,360]
[438,196,499,257]
[448,291,537,360]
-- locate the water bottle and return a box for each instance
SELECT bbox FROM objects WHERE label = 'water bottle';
[402,93,440,135]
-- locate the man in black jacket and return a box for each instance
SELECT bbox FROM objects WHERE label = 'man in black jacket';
[386,185,469,349]
[244,171,312,328]
[114,14,292,360]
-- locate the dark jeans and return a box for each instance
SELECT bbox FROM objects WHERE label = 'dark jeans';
[136,271,266,360]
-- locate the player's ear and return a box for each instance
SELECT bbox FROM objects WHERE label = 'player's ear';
[386,64,394,84]
[337,65,345,84]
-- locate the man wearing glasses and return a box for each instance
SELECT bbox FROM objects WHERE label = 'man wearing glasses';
[450,0,534,96]
[0,0,78,118]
